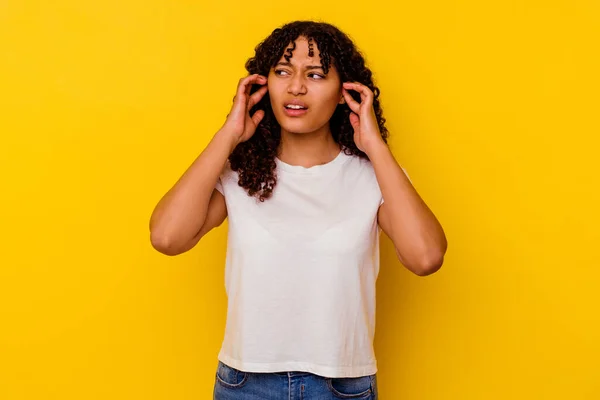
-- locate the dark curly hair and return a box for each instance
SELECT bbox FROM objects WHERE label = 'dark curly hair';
[230,20,389,201]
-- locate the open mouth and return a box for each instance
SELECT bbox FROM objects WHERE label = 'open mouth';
[284,103,308,116]
[285,104,307,110]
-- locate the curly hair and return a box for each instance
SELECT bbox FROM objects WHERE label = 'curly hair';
[229,20,389,201]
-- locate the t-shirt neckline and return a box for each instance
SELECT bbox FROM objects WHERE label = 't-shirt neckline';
[275,149,348,175]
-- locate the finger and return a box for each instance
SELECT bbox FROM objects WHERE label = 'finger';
[247,85,268,110]
[342,88,361,114]
[244,73,267,86]
[249,74,267,85]
[349,112,360,130]
[343,82,372,104]
[344,82,368,102]
[232,74,266,113]
[244,78,253,97]
[236,74,267,101]
[251,109,265,126]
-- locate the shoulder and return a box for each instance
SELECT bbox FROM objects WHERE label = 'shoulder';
[341,151,377,178]
[215,161,239,195]
[344,151,412,183]
[338,152,382,199]
[220,160,237,181]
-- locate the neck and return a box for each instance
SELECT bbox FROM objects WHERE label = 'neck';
[278,126,341,168]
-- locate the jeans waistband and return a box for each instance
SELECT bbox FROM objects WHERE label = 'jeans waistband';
[273,371,313,377]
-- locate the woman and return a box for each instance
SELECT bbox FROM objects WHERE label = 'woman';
[150,20,447,400]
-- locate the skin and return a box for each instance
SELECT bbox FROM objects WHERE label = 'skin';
[341,81,447,275]
[150,37,447,276]
[266,37,447,275]
[267,36,345,167]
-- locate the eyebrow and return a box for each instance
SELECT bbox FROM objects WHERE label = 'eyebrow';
[275,61,324,71]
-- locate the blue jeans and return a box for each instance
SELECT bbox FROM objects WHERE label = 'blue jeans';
[213,361,378,399]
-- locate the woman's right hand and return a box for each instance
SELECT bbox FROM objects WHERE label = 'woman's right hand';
[222,74,269,145]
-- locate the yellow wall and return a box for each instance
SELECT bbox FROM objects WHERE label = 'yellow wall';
[1,1,598,398]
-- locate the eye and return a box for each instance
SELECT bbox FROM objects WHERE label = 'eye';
[274,69,289,76]
[309,73,325,80]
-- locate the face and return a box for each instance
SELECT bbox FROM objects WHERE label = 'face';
[267,36,344,135]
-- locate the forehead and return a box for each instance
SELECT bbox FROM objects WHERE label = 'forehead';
[277,36,321,65]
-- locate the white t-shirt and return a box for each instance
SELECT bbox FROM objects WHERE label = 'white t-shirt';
[214,149,398,378]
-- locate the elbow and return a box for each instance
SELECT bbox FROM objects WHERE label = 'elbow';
[150,230,182,256]
[412,253,444,276]
[400,248,445,277]
[413,235,447,277]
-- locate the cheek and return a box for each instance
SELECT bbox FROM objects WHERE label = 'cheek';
[318,87,342,109]
[267,83,281,107]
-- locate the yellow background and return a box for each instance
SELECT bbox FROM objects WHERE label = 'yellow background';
[1,1,599,398]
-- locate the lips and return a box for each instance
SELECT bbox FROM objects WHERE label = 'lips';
[283,100,308,117]
[284,100,308,109]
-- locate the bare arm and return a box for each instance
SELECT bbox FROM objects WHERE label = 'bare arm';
[341,81,447,276]
[166,188,228,255]
[149,74,269,256]
[149,130,235,256]
[374,145,447,276]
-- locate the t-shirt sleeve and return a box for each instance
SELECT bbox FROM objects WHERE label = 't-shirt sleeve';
[215,161,232,196]
[380,166,411,205]
[215,176,224,195]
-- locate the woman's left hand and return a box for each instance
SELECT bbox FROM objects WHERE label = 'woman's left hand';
[342,82,386,155]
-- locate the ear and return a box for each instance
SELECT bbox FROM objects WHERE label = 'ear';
[339,95,345,105]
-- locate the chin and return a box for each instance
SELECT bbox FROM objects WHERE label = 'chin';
[279,124,317,135]
[277,118,324,135]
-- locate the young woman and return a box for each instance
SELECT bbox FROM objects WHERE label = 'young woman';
[150,20,447,400]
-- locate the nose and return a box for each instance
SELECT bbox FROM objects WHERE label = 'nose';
[287,74,307,95]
